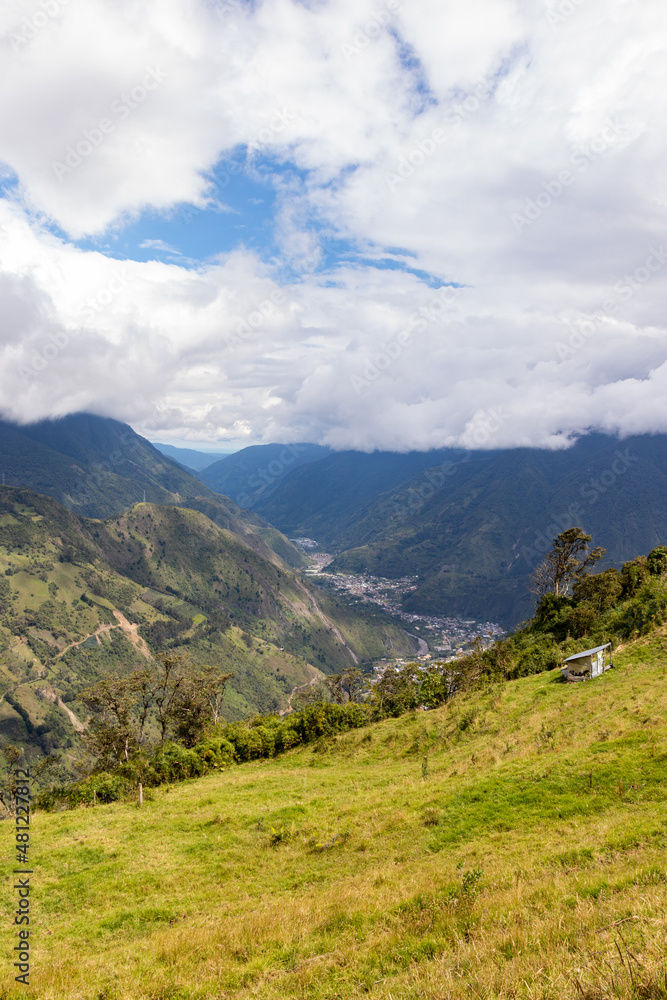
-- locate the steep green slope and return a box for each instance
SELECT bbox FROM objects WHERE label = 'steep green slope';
[0,488,416,757]
[6,630,667,1000]
[0,413,212,517]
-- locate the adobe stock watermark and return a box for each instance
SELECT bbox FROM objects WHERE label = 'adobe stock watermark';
[519,504,586,569]
[555,246,667,359]
[224,289,287,350]
[386,78,493,194]
[210,0,245,17]
[579,448,639,504]
[80,269,130,324]
[462,407,507,447]
[8,0,70,54]
[350,284,464,394]
[69,428,151,507]
[546,0,587,29]
[236,444,309,507]
[510,117,629,233]
[17,329,70,383]
[18,268,131,382]
[51,66,168,181]
[389,408,505,524]
[340,0,402,62]
[519,448,638,568]
[246,108,299,152]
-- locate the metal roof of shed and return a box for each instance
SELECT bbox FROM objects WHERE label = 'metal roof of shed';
[563,643,611,663]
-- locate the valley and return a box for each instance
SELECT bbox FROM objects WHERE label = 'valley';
[297,537,504,661]
[317,570,504,657]
[1,416,666,1000]
[0,416,663,752]
[218,435,667,626]
[4,10,665,997]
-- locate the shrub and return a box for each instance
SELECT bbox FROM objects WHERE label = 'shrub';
[193,736,236,769]
[622,581,667,637]
[621,556,649,598]
[34,772,125,811]
[147,742,205,783]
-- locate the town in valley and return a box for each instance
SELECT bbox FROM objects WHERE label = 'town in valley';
[292,538,505,670]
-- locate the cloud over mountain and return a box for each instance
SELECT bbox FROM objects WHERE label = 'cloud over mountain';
[0,0,665,450]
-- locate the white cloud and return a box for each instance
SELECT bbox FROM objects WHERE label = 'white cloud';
[0,0,666,451]
[139,239,182,254]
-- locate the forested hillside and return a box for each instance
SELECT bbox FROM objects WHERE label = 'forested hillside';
[0,488,416,761]
[237,434,667,624]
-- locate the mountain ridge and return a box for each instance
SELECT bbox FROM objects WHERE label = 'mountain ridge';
[199,442,332,508]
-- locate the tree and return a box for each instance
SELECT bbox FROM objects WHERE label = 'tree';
[573,567,623,613]
[169,665,233,747]
[566,603,597,638]
[647,546,667,577]
[292,682,328,711]
[371,665,420,716]
[324,667,366,705]
[81,673,147,768]
[202,665,234,726]
[621,555,649,598]
[153,654,189,747]
[529,527,605,600]
[146,654,231,747]
[81,657,233,762]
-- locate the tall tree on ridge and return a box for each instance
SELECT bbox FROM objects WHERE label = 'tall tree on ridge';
[530,527,605,600]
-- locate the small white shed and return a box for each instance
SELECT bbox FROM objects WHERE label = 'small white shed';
[561,643,612,682]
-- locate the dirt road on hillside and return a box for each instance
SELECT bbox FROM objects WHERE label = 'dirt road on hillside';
[55,611,153,663]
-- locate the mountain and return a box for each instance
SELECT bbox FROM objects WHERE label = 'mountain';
[242,435,667,625]
[0,412,221,518]
[250,448,464,543]
[151,442,232,471]
[0,412,313,570]
[199,442,332,508]
[0,486,417,757]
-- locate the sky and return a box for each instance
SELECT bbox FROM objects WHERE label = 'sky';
[0,0,666,453]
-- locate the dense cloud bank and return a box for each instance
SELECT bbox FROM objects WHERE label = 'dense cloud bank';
[0,0,666,450]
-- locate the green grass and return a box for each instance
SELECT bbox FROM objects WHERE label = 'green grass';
[1,631,667,999]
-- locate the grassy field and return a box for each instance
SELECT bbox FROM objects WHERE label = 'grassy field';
[2,631,667,999]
